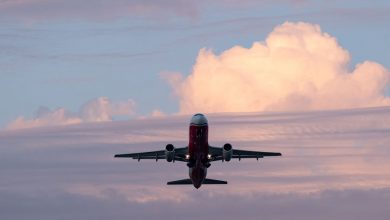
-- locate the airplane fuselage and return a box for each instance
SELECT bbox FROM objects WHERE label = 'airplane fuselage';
[188,114,209,188]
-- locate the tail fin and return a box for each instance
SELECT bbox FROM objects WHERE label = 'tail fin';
[167,179,192,185]
[203,178,227,184]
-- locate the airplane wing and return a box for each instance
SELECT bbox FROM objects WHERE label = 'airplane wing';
[114,147,188,162]
[209,146,281,161]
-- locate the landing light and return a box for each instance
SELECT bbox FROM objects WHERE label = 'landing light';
[185,154,190,159]
[207,154,212,159]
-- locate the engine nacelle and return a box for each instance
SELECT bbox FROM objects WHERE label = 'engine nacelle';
[165,144,175,162]
[222,143,233,162]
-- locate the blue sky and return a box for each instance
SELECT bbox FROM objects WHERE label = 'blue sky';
[1,0,390,128]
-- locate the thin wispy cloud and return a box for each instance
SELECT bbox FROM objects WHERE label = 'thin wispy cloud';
[1,0,387,30]
[0,0,250,23]
[0,0,198,22]
[0,0,305,23]
[1,107,389,219]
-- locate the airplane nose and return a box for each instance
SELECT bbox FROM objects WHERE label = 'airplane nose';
[190,113,208,126]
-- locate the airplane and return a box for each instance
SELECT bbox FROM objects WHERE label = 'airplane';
[114,113,282,189]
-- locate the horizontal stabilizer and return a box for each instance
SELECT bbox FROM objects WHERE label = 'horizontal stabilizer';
[167,179,192,185]
[167,178,228,185]
[203,178,227,184]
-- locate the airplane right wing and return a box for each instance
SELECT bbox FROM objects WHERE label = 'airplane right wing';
[209,145,281,161]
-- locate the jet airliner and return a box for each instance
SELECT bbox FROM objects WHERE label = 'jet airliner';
[115,113,282,188]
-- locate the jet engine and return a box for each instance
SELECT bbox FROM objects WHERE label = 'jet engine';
[165,144,175,162]
[222,143,233,161]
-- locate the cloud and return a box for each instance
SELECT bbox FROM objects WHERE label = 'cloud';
[80,97,136,122]
[165,22,390,114]
[0,0,199,22]
[1,107,390,219]
[6,97,135,130]
[0,0,307,23]
[150,109,166,118]
[1,188,389,220]
[7,107,82,130]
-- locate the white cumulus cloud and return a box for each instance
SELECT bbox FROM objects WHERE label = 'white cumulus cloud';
[164,22,390,114]
[80,97,136,122]
[7,97,136,130]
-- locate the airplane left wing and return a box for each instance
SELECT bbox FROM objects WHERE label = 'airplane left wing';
[209,146,281,161]
[114,147,188,162]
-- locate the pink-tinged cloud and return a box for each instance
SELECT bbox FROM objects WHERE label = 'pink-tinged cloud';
[0,107,390,219]
[7,107,82,130]
[80,97,136,122]
[165,22,390,114]
[6,97,135,130]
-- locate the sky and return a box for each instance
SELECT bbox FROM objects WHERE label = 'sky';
[0,0,390,128]
[1,107,390,219]
[1,0,390,219]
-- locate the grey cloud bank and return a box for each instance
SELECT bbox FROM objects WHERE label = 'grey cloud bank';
[1,188,389,220]
[1,107,390,219]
